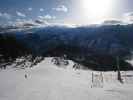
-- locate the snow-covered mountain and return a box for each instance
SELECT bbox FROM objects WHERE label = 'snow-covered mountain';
[0,57,133,100]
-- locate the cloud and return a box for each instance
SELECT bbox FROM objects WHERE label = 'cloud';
[0,12,12,19]
[0,12,2,16]
[40,8,44,12]
[123,12,133,23]
[124,12,133,17]
[15,19,38,28]
[35,19,49,25]
[102,19,124,25]
[53,5,68,12]
[28,8,32,11]
[102,12,133,25]
[15,18,49,28]
[38,14,56,20]
[16,11,26,17]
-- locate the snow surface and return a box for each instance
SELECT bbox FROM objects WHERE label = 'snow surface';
[0,58,133,100]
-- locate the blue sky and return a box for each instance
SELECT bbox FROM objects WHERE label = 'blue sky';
[0,0,133,25]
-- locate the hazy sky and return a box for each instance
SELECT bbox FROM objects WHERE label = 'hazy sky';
[0,0,133,25]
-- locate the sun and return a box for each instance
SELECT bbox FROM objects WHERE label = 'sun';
[81,0,113,23]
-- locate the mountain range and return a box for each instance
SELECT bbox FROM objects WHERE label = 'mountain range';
[0,24,133,71]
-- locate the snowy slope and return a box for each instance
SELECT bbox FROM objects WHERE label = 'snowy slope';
[0,58,133,100]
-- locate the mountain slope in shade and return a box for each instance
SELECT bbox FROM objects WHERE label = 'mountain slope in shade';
[0,24,133,70]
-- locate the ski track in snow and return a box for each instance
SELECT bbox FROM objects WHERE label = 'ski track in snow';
[0,58,133,100]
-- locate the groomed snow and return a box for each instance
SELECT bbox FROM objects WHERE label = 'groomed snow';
[0,58,133,100]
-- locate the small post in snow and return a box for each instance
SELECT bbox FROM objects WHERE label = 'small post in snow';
[116,56,123,83]
[25,74,28,79]
[91,72,94,88]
